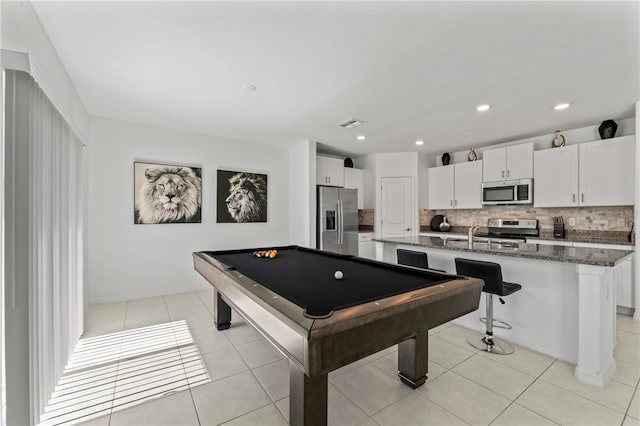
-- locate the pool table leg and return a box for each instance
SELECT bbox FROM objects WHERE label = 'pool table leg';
[397,331,429,388]
[289,363,328,426]
[213,289,232,330]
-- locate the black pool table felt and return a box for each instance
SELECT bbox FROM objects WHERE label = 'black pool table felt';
[208,246,453,318]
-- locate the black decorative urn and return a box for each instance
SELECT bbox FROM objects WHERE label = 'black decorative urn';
[441,152,451,166]
[598,120,618,140]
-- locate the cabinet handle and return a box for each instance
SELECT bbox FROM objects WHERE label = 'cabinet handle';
[329,176,331,184]
[573,193,576,203]
[507,170,510,178]
[581,193,584,202]
[454,199,457,207]
[502,170,505,178]
[405,228,411,231]
[450,200,453,206]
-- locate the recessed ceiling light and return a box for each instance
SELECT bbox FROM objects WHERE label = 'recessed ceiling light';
[554,102,571,110]
[241,83,257,92]
[476,104,491,112]
[357,135,366,141]
[415,140,424,146]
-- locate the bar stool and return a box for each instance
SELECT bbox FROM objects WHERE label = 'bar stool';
[397,249,444,272]
[454,258,521,355]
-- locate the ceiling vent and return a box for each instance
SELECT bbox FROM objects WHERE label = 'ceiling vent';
[338,118,365,129]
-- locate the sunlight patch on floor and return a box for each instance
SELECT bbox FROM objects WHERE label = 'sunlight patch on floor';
[39,321,210,425]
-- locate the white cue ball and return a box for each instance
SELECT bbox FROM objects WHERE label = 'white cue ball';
[334,270,343,280]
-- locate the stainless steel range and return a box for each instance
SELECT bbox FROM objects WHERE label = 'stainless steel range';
[473,218,539,244]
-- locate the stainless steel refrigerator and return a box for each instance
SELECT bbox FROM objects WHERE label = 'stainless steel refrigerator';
[317,187,358,255]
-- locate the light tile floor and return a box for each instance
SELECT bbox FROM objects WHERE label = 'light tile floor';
[78,289,640,426]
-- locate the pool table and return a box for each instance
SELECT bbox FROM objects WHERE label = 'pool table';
[193,246,482,426]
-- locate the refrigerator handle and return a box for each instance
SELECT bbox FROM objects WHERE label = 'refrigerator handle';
[338,200,343,245]
[336,201,341,244]
[340,199,344,245]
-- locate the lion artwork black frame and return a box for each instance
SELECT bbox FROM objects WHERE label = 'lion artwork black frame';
[216,169,268,223]
[133,161,202,224]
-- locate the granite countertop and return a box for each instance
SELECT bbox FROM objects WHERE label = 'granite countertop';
[374,236,634,267]
[418,226,634,246]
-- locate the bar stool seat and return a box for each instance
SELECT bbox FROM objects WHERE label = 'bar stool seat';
[397,249,445,272]
[455,258,521,355]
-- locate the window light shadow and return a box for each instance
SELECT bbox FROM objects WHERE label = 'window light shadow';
[39,320,210,425]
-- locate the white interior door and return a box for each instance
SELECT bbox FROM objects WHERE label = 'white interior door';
[381,176,413,237]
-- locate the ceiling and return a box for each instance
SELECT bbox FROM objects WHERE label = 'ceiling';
[32,1,639,157]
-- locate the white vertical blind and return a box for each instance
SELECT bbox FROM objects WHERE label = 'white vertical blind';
[4,69,84,424]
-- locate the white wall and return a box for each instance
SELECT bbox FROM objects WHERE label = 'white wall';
[373,152,419,237]
[355,154,377,210]
[288,140,316,248]
[88,117,291,304]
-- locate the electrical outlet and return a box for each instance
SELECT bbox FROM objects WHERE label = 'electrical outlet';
[568,217,575,226]
[617,218,626,227]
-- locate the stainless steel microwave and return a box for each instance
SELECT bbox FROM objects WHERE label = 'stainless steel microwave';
[482,179,533,205]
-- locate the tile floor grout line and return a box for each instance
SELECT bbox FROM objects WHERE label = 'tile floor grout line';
[84,296,640,426]
[536,369,636,416]
[104,300,130,426]
[327,370,372,421]
[622,385,639,419]
[340,357,471,426]
[495,358,566,426]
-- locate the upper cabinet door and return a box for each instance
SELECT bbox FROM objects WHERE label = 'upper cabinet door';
[506,143,533,180]
[579,136,635,206]
[316,156,329,185]
[534,145,579,207]
[482,143,533,182]
[454,161,483,209]
[316,156,344,187]
[326,157,345,187]
[482,147,506,182]
[428,165,454,210]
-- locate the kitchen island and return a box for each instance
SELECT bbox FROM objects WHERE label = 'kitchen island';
[375,235,635,387]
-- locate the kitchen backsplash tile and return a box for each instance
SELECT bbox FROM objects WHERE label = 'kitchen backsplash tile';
[359,209,374,226]
[363,206,634,243]
[420,206,633,232]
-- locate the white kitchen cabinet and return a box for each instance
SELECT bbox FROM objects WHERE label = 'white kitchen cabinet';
[428,165,454,209]
[615,256,634,310]
[358,233,375,259]
[316,156,344,187]
[534,145,579,207]
[529,239,635,309]
[344,168,364,209]
[428,161,482,210]
[573,241,634,310]
[453,161,483,209]
[534,136,635,208]
[483,142,533,182]
[578,136,635,207]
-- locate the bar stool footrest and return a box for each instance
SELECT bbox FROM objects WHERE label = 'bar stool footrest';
[467,335,514,355]
[479,317,513,330]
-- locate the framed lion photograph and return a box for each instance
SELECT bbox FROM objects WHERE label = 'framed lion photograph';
[134,162,202,224]
[216,169,268,223]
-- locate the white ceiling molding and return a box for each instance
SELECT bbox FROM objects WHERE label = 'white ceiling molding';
[1,49,31,73]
